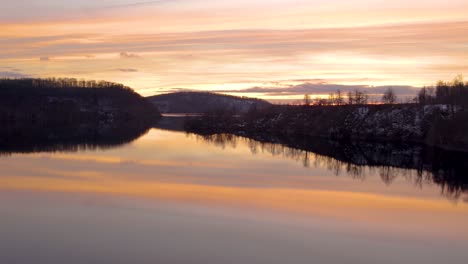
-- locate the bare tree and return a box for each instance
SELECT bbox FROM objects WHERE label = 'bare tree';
[348,89,368,105]
[326,90,345,105]
[347,91,354,105]
[335,90,344,105]
[382,87,397,104]
[328,92,336,105]
[304,94,311,106]
[314,98,329,106]
[417,87,428,104]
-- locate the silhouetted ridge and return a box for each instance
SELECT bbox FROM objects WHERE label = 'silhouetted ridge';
[0,78,160,125]
[147,91,271,114]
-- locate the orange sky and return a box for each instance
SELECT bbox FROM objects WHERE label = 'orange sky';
[1,1,467,99]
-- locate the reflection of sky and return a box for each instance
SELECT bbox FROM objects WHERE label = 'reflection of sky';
[1,129,468,263]
[0,129,459,196]
[1,129,467,200]
[1,1,467,99]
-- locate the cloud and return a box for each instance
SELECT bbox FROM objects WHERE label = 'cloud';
[4,21,466,60]
[0,66,21,72]
[103,0,170,10]
[219,82,420,97]
[116,68,138,72]
[0,71,31,78]
[39,56,50,61]
[120,52,141,59]
[1,20,466,93]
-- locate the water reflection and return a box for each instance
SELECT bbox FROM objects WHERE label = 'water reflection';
[2,114,466,202]
[0,123,150,155]
[1,128,468,264]
[196,133,468,201]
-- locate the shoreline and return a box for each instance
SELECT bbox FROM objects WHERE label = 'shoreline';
[185,103,468,152]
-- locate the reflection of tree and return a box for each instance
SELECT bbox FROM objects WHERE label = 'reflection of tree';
[196,133,468,202]
[0,123,150,155]
[379,166,398,185]
[303,152,310,168]
[248,140,259,155]
[198,134,237,149]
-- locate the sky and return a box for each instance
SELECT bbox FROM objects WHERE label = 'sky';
[1,0,467,100]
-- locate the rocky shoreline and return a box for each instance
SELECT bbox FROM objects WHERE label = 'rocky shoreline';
[185,104,468,151]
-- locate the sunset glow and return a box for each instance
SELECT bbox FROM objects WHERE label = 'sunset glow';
[1,127,468,263]
[1,129,467,240]
[1,1,468,99]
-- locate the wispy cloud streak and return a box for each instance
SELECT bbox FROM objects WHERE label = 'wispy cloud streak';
[2,21,467,60]
[0,1,467,96]
[219,83,420,97]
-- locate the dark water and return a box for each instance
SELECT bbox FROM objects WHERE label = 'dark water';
[0,119,467,263]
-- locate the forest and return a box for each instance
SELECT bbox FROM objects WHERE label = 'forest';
[417,75,468,108]
[0,78,160,126]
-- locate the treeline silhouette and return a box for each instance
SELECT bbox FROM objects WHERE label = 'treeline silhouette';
[0,77,136,93]
[305,89,371,106]
[0,78,160,125]
[418,75,468,108]
[414,76,468,148]
[304,75,468,106]
[196,133,468,202]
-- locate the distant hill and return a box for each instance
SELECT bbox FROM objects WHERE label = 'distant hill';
[147,92,272,114]
[0,78,160,126]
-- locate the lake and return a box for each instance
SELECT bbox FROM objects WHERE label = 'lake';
[0,124,467,263]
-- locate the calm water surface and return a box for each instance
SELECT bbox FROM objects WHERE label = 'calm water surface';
[1,128,467,263]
